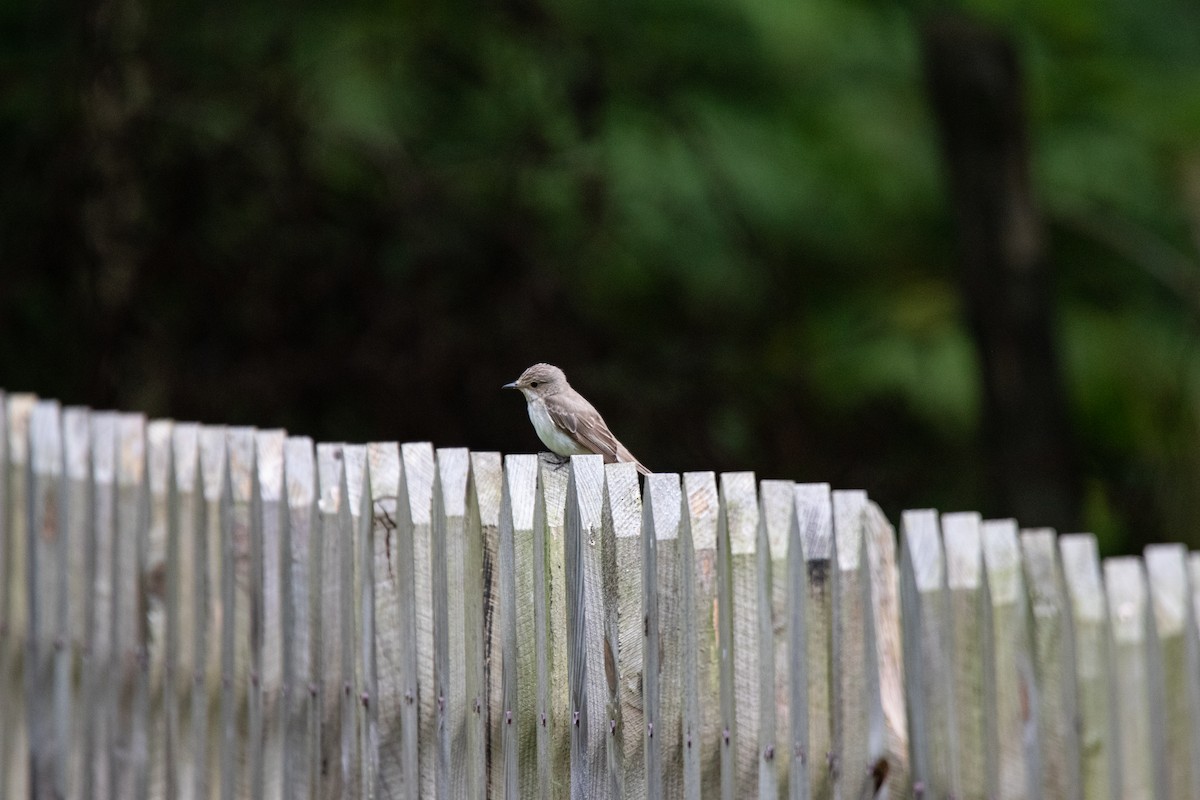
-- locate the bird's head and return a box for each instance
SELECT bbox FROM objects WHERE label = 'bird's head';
[503,363,568,399]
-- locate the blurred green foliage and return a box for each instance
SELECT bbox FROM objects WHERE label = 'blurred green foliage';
[3,0,1200,553]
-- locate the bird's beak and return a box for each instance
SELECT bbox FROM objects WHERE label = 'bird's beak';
[502,381,518,390]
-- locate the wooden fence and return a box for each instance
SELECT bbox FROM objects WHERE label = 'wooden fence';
[2,390,1200,799]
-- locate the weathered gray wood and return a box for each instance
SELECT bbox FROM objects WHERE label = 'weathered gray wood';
[316,443,347,798]
[716,471,758,800]
[469,452,502,800]
[367,442,408,798]
[115,413,150,800]
[1019,528,1079,800]
[831,490,878,799]
[900,509,954,798]
[257,430,287,800]
[534,454,570,800]
[476,449,506,799]
[863,500,906,798]
[1059,533,1117,800]
[28,400,65,797]
[353,444,377,800]
[432,447,471,799]
[680,471,721,799]
[1144,544,1200,800]
[499,454,539,797]
[565,454,613,798]
[1104,556,1159,800]
[197,425,229,800]
[145,418,174,800]
[758,480,793,798]
[511,455,541,798]
[642,472,681,800]
[170,423,202,800]
[609,462,643,799]
[980,519,1038,800]
[285,436,317,800]
[399,442,437,800]
[63,407,94,799]
[793,483,832,800]
[223,427,256,800]
[942,511,985,799]
[88,412,120,800]
[341,445,367,796]
[3,393,35,800]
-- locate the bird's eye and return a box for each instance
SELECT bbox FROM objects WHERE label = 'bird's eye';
[530,381,541,388]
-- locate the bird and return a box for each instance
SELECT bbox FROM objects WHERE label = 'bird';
[504,363,650,475]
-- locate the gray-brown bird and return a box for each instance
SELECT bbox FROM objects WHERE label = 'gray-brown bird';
[504,363,650,475]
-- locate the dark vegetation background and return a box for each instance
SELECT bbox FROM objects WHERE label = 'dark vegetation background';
[4,0,1200,554]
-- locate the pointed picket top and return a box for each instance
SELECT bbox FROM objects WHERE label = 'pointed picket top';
[982,519,1022,606]
[30,398,63,476]
[684,472,719,554]
[759,480,793,560]
[721,472,758,557]
[400,442,436,528]
[436,448,470,519]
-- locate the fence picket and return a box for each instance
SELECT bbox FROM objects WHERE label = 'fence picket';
[793,484,831,800]
[283,436,317,800]
[534,453,571,800]
[980,519,1037,800]
[900,509,952,797]
[942,512,985,799]
[470,452,502,799]
[1059,533,1117,800]
[433,447,471,799]
[677,471,720,799]
[758,479,793,798]
[315,443,346,798]
[341,445,368,796]
[642,472,681,799]
[831,490,878,799]
[256,430,287,800]
[146,418,174,800]
[1105,556,1161,800]
[608,462,643,799]
[64,407,94,799]
[1144,544,1200,800]
[716,471,757,799]
[3,394,35,799]
[863,500,905,797]
[565,454,612,798]
[1019,529,1078,800]
[500,453,539,796]
[29,400,64,796]
[115,413,150,800]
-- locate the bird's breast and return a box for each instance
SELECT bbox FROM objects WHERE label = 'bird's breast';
[527,399,589,457]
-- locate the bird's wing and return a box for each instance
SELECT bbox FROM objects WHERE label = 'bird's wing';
[547,402,650,475]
